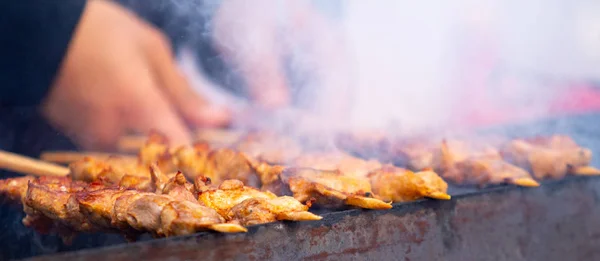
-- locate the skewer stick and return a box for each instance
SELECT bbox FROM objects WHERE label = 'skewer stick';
[117,135,147,153]
[116,128,244,152]
[0,150,70,177]
[40,151,136,164]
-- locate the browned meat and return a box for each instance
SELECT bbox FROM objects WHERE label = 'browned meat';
[335,132,441,170]
[197,179,321,225]
[368,166,450,202]
[0,176,34,202]
[290,152,382,179]
[501,136,595,179]
[79,188,242,237]
[279,168,392,210]
[253,156,446,205]
[76,188,136,232]
[202,149,261,188]
[125,193,175,236]
[135,131,262,187]
[171,142,210,181]
[198,179,276,218]
[445,156,539,187]
[160,200,228,236]
[24,178,98,233]
[228,196,321,226]
[431,140,539,187]
[138,131,178,174]
[0,176,247,241]
[233,131,303,164]
[69,156,149,185]
[159,172,198,203]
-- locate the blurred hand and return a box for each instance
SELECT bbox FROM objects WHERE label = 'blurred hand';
[212,0,353,118]
[42,0,230,151]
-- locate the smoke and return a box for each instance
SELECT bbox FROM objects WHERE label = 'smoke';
[342,1,455,133]
[175,0,600,136]
[340,0,600,134]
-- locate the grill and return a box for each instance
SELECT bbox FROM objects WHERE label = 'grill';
[2,112,600,261]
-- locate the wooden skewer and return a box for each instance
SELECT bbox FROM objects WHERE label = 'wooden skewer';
[117,135,148,153]
[0,150,70,177]
[40,151,137,165]
[196,128,244,146]
[117,128,244,152]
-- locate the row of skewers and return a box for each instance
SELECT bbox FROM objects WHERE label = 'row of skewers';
[0,129,598,243]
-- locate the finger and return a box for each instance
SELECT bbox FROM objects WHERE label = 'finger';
[120,66,193,147]
[143,30,231,128]
[212,3,291,108]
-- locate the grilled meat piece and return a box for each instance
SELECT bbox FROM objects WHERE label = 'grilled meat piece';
[435,140,539,187]
[150,165,197,203]
[201,149,261,188]
[279,168,392,210]
[70,132,177,190]
[69,156,149,185]
[368,166,450,202]
[160,200,236,235]
[24,178,99,233]
[78,188,242,237]
[171,142,210,181]
[335,131,392,162]
[0,176,34,202]
[445,156,539,187]
[336,132,442,170]
[124,193,179,235]
[228,196,321,226]
[198,179,277,218]
[0,176,247,241]
[139,137,261,187]
[197,179,321,225]
[255,153,447,204]
[175,146,261,187]
[138,131,179,174]
[393,141,438,171]
[112,190,247,236]
[290,152,382,179]
[0,177,73,238]
[69,157,164,192]
[233,131,303,164]
[76,188,138,232]
[501,136,597,179]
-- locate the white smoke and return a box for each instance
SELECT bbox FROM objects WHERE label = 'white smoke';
[341,0,600,133]
[178,0,600,134]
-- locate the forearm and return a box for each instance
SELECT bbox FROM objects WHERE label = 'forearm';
[0,0,87,107]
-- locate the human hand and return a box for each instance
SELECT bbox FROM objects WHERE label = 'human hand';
[42,0,230,151]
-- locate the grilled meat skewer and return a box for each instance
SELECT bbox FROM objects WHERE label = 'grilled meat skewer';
[253,154,449,207]
[434,140,539,187]
[253,164,393,210]
[138,132,262,187]
[196,178,322,226]
[500,136,599,179]
[0,176,247,242]
[368,166,450,202]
